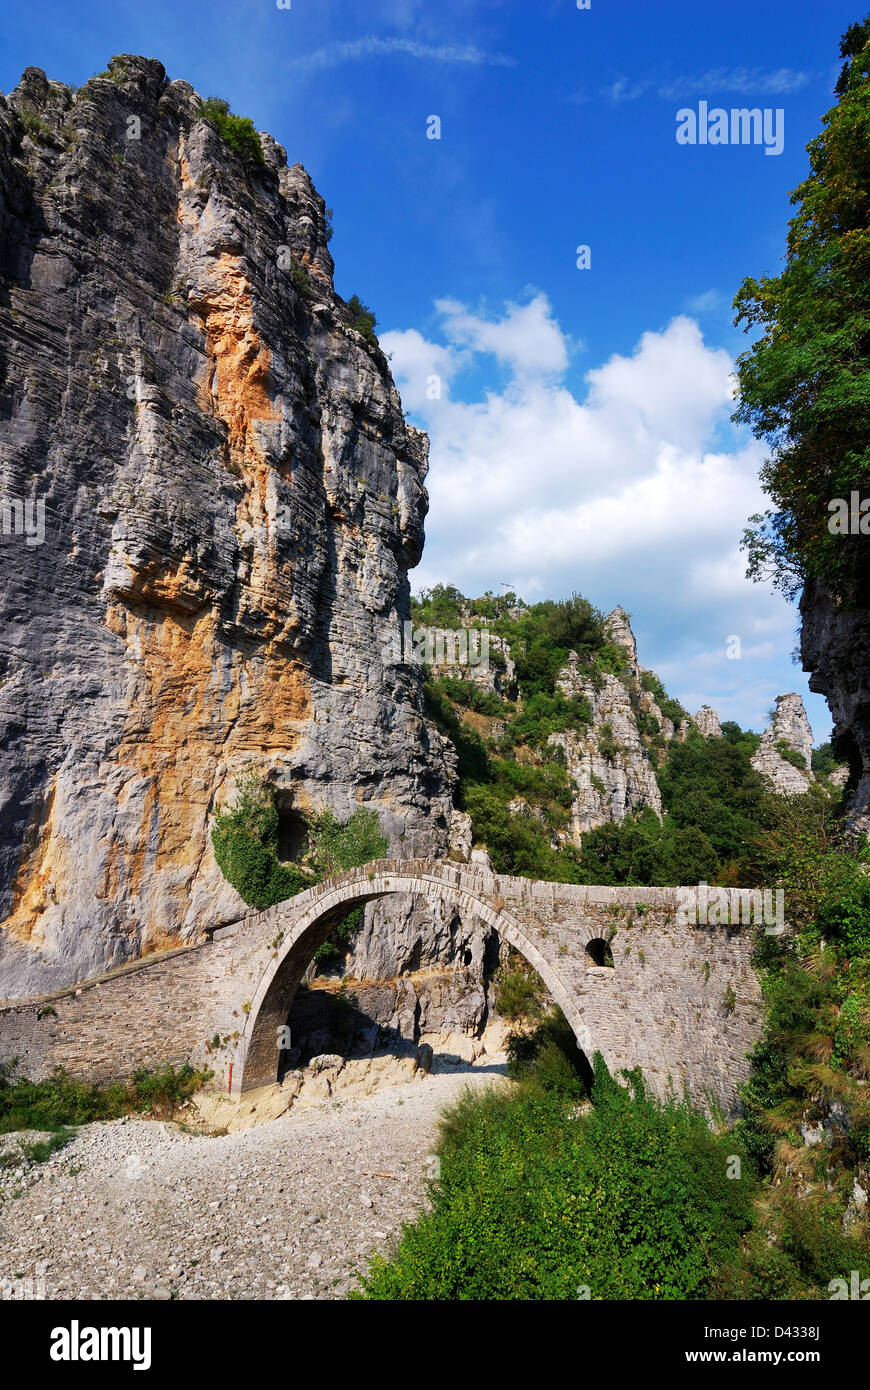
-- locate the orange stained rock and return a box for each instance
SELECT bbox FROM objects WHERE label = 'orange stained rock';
[104,595,311,949]
[194,252,280,479]
[2,782,61,943]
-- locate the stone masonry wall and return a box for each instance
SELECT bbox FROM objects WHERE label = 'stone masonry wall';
[0,861,767,1115]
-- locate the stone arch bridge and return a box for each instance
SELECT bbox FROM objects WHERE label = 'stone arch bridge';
[0,860,766,1115]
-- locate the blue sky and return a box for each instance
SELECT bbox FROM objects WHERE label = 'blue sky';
[2,0,860,738]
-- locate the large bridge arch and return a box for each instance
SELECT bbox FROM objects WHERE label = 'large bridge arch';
[230,862,595,1097]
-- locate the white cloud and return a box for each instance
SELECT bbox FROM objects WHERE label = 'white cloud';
[381,296,829,733]
[601,68,816,103]
[605,77,652,103]
[433,294,570,380]
[685,288,725,315]
[382,329,463,412]
[288,37,517,73]
[658,67,815,98]
[584,316,734,456]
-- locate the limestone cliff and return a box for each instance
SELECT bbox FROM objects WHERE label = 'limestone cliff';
[801,577,870,833]
[0,57,454,996]
[751,692,814,797]
[693,707,723,739]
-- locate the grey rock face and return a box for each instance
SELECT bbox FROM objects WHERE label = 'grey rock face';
[604,605,638,665]
[751,693,814,796]
[429,629,515,699]
[447,810,473,863]
[801,577,870,835]
[550,640,662,842]
[0,56,455,996]
[693,707,722,739]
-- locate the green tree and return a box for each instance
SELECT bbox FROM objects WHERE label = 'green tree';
[346,294,378,344]
[734,15,870,603]
[306,805,388,878]
[410,584,466,627]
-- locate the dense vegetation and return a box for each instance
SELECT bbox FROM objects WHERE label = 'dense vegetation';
[417,586,645,882]
[211,770,388,965]
[402,574,870,1298]
[734,15,870,604]
[355,1040,757,1300]
[414,585,771,887]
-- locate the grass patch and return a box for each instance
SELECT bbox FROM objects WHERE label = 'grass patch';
[0,1062,210,1135]
[0,1128,75,1167]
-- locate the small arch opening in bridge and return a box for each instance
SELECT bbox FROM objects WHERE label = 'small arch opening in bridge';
[276,803,308,863]
[585,938,614,969]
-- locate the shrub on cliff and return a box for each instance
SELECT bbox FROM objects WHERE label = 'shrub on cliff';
[198,97,264,166]
[212,775,388,965]
[346,294,378,344]
[305,805,388,878]
[211,772,309,910]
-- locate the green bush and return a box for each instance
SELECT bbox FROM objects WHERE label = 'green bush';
[597,723,619,763]
[291,259,314,300]
[211,771,310,910]
[430,676,502,718]
[811,742,838,777]
[0,1062,208,1135]
[212,772,388,938]
[354,1054,755,1300]
[775,739,808,771]
[347,294,378,344]
[198,97,264,165]
[636,710,660,739]
[306,805,388,878]
[494,965,543,1022]
[410,585,466,628]
[17,104,54,144]
[306,805,387,965]
[504,689,592,747]
[640,671,686,724]
[595,641,630,676]
[506,1009,588,1094]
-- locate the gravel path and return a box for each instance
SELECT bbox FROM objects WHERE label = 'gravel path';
[0,1061,509,1301]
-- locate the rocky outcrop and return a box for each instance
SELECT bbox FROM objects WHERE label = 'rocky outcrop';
[549,612,664,841]
[693,707,722,739]
[429,629,515,699]
[801,577,870,834]
[751,693,814,796]
[605,606,638,667]
[0,56,455,996]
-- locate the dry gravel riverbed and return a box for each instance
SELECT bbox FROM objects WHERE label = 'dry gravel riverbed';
[0,1060,509,1301]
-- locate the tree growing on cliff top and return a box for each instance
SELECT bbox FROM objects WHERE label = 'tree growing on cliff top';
[346,294,378,345]
[198,96,264,166]
[734,14,870,604]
